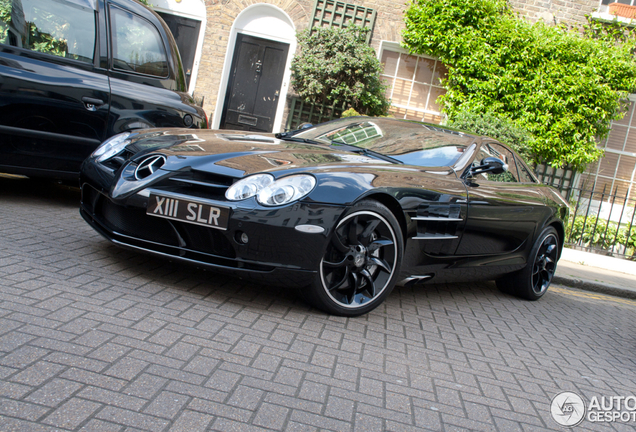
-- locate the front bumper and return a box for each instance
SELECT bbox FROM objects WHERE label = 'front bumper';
[79,182,346,288]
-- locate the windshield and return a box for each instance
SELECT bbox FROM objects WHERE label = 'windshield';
[295,118,475,167]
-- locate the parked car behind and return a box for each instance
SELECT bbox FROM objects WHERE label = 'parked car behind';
[0,0,207,180]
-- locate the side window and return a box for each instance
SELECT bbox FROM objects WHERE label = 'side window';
[0,0,96,63]
[516,158,537,183]
[472,142,520,183]
[110,6,168,77]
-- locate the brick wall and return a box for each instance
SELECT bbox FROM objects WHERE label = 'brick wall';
[508,0,598,26]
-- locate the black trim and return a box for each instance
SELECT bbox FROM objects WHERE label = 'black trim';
[0,125,101,147]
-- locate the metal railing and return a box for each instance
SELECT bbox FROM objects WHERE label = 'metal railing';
[534,163,576,200]
[566,185,636,260]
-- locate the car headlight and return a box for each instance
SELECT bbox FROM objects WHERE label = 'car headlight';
[92,132,132,162]
[226,173,274,201]
[257,175,316,206]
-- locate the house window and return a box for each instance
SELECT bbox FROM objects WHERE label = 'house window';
[379,43,448,124]
[578,96,636,205]
[594,0,636,21]
[599,0,635,6]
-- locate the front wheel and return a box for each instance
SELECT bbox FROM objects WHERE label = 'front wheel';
[303,200,403,316]
[497,226,560,300]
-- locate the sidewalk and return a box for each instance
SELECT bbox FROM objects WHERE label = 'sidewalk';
[554,248,636,300]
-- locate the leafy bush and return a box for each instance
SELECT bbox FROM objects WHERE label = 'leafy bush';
[291,26,390,116]
[341,108,361,118]
[567,215,636,256]
[445,110,534,162]
[402,0,636,169]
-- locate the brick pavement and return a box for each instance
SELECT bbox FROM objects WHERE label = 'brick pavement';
[1,176,636,431]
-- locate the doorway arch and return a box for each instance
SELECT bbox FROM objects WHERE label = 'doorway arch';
[211,4,297,132]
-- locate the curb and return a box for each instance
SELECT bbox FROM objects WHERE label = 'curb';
[552,275,636,300]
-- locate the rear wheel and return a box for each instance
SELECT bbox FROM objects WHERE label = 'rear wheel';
[303,200,403,316]
[497,226,559,300]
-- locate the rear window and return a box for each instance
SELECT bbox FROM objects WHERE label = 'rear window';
[110,6,168,77]
[0,0,96,63]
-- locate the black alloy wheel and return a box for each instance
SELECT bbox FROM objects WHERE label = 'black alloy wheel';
[497,226,560,300]
[304,200,403,316]
[531,231,558,295]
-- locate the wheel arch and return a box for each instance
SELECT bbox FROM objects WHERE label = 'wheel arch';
[357,192,408,245]
[548,219,566,258]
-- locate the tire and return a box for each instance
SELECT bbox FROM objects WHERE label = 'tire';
[303,200,403,316]
[497,226,559,300]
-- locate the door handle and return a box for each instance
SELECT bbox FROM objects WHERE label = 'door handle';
[82,96,104,111]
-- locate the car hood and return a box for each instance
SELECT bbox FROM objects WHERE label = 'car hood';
[125,129,397,177]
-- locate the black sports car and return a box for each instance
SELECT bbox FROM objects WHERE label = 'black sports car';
[80,117,569,316]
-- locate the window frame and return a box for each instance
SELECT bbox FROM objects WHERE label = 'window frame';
[107,3,170,79]
[471,142,521,183]
[579,93,636,203]
[377,41,447,124]
[592,0,636,26]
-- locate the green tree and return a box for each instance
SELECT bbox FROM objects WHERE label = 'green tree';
[402,0,636,169]
[446,110,533,162]
[291,25,390,116]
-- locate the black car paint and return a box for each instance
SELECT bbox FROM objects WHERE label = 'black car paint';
[79,124,568,289]
[0,0,206,179]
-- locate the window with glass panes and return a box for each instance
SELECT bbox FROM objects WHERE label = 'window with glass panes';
[379,43,448,124]
[578,96,636,205]
[598,0,636,11]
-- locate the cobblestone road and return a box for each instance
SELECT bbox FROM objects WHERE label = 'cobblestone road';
[1,176,636,431]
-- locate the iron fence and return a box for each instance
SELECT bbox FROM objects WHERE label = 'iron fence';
[565,185,636,260]
[534,162,576,200]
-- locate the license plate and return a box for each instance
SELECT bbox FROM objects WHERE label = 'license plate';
[147,194,229,230]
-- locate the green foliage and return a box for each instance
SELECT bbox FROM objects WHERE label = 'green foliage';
[341,108,361,118]
[29,23,67,57]
[291,25,390,116]
[582,13,636,48]
[0,0,12,43]
[402,0,636,169]
[1,1,69,57]
[445,109,534,162]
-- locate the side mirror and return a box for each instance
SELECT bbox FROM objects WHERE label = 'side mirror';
[470,157,508,176]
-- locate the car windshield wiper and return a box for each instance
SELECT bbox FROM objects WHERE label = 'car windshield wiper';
[331,141,403,164]
[274,133,324,146]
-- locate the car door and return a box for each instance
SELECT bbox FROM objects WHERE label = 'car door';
[455,142,548,256]
[0,0,110,177]
[105,1,202,135]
